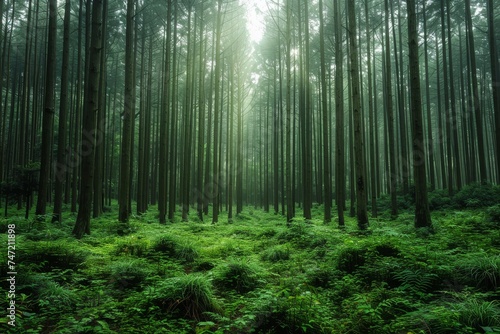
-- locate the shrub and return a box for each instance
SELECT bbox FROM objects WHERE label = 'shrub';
[38,280,79,310]
[213,260,262,293]
[108,260,149,291]
[175,241,199,263]
[20,241,89,271]
[465,255,500,291]
[114,237,149,256]
[249,287,332,334]
[336,247,366,273]
[261,246,290,262]
[458,300,500,331]
[153,274,221,320]
[306,267,335,288]
[152,235,178,256]
[487,204,500,225]
[428,189,452,210]
[452,183,500,209]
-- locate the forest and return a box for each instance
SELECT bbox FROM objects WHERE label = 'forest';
[1,0,500,333]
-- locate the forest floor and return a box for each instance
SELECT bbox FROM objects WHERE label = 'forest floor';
[1,195,500,333]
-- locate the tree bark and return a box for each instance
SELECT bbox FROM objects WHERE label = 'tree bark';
[407,0,432,229]
[73,0,104,238]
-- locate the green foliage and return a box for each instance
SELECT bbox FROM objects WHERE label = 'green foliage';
[393,268,436,294]
[107,259,149,291]
[336,246,366,273]
[261,245,290,262]
[152,274,222,320]
[38,280,79,310]
[487,204,500,225]
[452,183,500,209]
[428,189,452,210]
[176,241,200,263]
[213,260,263,293]
[20,241,89,271]
[457,255,500,291]
[457,299,500,331]
[388,305,463,334]
[245,286,332,334]
[151,234,199,263]
[114,236,150,256]
[152,234,178,255]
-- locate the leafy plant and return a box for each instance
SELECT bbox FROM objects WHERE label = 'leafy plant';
[261,245,290,262]
[457,255,500,291]
[108,259,149,291]
[153,274,222,320]
[394,268,436,294]
[213,260,263,293]
[457,299,500,331]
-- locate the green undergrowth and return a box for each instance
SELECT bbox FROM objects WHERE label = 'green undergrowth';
[1,202,499,333]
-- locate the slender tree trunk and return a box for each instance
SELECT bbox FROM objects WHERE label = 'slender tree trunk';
[384,0,397,217]
[212,0,223,224]
[334,0,345,227]
[407,0,432,229]
[365,0,376,218]
[422,0,436,191]
[487,0,500,181]
[159,0,172,223]
[319,0,331,223]
[53,0,71,222]
[348,0,368,229]
[118,0,134,224]
[285,0,293,223]
[73,0,104,238]
[35,0,57,216]
[464,0,486,183]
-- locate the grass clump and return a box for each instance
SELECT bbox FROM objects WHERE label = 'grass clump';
[487,204,500,225]
[213,260,263,293]
[261,245,290,262]
[153,274,221,320]
[457,254,500,291]
[336,247,366,273]
[457,299,500,331]
[108,259,149,291]
[151,235,199,263]
[152,234,178,256]
[20,241,89,271]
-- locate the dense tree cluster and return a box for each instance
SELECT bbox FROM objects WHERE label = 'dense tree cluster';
[0,0,499,236]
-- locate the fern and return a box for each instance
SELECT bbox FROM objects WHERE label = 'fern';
[394,268,436,294]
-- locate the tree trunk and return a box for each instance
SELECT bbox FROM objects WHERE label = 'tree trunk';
[319,0,331,223]
[35,0,57,216]
[487,0,500,181]
[348,0,368,229]
[407,0,432,229]
[53,0,71,222]
[118,0,134,224]
[73,0,104,238]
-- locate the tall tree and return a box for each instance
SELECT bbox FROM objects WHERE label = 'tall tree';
[334,0,345,227]
[384,0,397,217]
[347,0,368,229]
[407,0,432,229]
[318,0,331,223]
[487,0,500,181]
[35,0,57,215]
[285,0,293,223]
[212,0,223,224]
[73,0,104,238]
[53,0,71,222]
[159,0,172,223]
[118,0,135,224]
